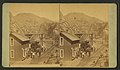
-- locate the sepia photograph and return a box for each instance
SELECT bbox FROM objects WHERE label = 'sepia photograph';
[2,3,117,68]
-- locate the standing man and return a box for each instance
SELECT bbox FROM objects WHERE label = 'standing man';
[54,49,60,64]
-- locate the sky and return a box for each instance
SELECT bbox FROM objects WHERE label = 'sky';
[10,3,59,22]
[10,3,110,22]
[60,4,109,22]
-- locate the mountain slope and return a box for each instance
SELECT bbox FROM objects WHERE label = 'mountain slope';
[59,12,108,37]
[13,13,54,34]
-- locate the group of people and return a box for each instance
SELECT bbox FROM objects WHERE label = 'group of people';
[78,41,93,58]
[22,41,43,61]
